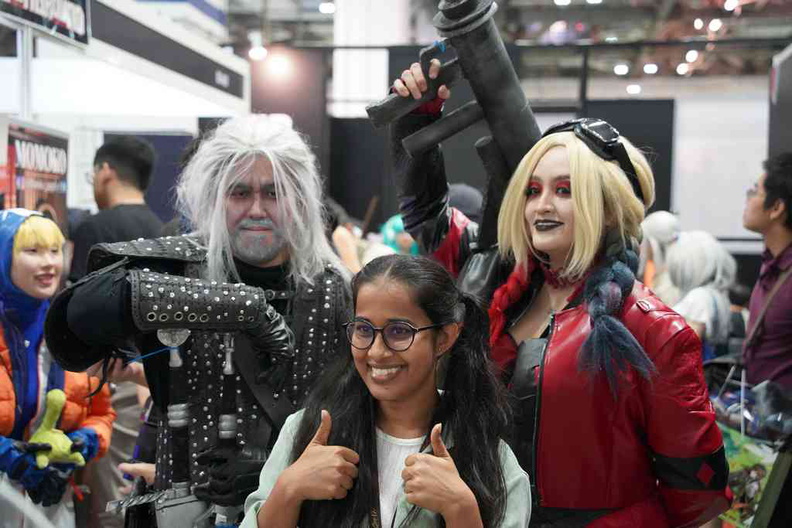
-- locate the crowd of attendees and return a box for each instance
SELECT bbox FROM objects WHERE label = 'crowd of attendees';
[1,119,790,528]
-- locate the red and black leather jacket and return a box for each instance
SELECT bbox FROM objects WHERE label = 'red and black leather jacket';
[391,113,731,527]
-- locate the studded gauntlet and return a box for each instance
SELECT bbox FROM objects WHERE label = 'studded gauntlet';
[127,270,294,363]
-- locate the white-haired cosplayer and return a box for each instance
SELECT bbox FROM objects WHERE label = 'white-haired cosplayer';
[668,230,736,356]
[177,115,345,285]
[638,210,681,305]
[43,115,352,526]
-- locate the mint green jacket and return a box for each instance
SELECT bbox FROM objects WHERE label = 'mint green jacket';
[240,410,532,528]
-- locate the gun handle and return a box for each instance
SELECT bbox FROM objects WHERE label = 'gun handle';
[367,42,463,128]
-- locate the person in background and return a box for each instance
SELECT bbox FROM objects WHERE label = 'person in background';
[639,210,681,306]
[68,135,161,528]
[70,136,162,281]
[667,231,736,360]
[448,183,483,225]
[242,255,530,528]
[742,153,792,391]
[0,209,115,528]
[740,152,792,528]
[381,214,419,256]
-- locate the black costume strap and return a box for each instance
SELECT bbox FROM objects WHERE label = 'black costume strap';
[653,446,729,491]
[233,335,295,434]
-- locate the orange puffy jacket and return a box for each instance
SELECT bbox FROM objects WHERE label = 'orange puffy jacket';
[0,330,115,456]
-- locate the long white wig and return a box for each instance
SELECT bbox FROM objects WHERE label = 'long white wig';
[638,210,680,277]
[176,114,345,286]
[667,230,736,343]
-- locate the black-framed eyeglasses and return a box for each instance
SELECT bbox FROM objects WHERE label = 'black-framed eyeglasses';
[542,118,644,203]
[343,320,444,352]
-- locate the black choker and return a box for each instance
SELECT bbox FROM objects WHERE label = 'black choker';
[539,262,575,289]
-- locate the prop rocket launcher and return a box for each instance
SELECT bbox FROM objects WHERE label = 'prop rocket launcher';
[366,0,542,249]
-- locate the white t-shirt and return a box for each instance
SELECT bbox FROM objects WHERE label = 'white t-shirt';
[376,428,425,527]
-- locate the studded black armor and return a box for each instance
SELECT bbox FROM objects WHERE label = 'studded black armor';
[46,235,351,495]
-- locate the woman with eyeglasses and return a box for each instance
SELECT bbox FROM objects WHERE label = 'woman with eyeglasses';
[241,254,531,528]
[389,62,731,527]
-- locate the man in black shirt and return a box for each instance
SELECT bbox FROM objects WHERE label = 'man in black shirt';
[69,136,162,281]
[68,137,162,528]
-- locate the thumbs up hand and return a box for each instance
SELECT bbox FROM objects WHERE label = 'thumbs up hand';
[401,424,481,524]
[278,410,360,502]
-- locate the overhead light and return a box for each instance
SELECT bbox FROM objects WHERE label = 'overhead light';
[626,84,641,95]
[554,0,572,6]
[613,64,629,76]
[586,0,603,4]
[724,0,738,11]
[605,36,619,43]
[318,2,336,14]
[709,18,723,31]
[694,18,704,30]
[676,63,690,75]
[643,63,658,74]
[248,46,268,61]
[686,50,699,62]
[267,54,293,78]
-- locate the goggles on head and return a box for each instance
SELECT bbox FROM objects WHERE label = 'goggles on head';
[542,118,645,204]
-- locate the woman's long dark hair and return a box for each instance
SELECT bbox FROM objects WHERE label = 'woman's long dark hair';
[291,255,510,527]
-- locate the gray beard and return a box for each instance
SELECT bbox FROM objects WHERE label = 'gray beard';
[230,229,287,266]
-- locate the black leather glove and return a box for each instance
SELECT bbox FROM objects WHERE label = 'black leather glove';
[192,445,267,506]
[29,464,73,507]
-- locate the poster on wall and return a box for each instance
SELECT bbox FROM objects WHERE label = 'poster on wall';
[0,0,89,45]
[4,120,69,234]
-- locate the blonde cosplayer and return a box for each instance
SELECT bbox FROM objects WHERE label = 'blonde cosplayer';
[13,215,65,254]
[497,131,654,281]
[176,115,344,286]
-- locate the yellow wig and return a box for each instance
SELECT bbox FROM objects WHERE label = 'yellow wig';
[497,131,655,280]
[13,215,65,254]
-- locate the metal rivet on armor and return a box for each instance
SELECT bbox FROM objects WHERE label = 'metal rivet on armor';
[238,316,245,322]
[184,306,189,311]
[146,284,152,289]
[193,294,199,299]
[308,316,313,321]
[148,292,154,298]
[207,306,212,312]
[153,305,159,311]
[169,292,175,298]
[167,305,172,310]
[308,289,313,293]
[147,312,157,321]
[158,287,164,293]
